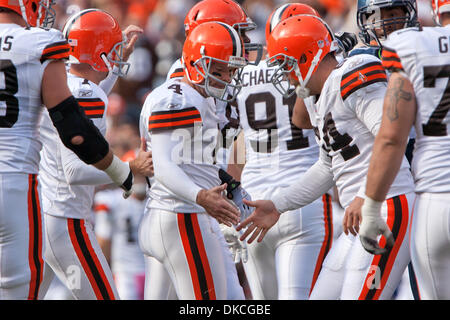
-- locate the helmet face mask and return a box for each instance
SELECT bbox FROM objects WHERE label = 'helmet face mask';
[267,53,297,98]
[357,0,418,46]
[37,0,56,29]
[233,18,263,66]
[266,15,338,99]
[191,48,247,102]
[104,37,130,77]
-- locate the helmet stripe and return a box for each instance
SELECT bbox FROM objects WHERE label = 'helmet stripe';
[217,22,242,58]
[62,8,101,39]
[270,3,290,34]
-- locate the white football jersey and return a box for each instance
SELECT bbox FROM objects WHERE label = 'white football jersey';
[382,25,450,193]
[166,58,241,169]
[0,26,69,174]
[94,189,145,274]
[236,60,319,196]
[314,54,414,208]
[39,73,108,222]
[140,78,222,213]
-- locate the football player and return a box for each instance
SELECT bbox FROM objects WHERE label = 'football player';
[351,0,419,167]
[0,1,142,299]
[165,0,260,171]
[360,0,450,299]
[237,15,415,300]
[37,9,152,300]
[227,3,334,300]
[138,21,246,300]
[138,0,256,300]
[291,0,420,300]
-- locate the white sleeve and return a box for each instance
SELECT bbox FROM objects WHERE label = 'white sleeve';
[151,130,203,203]
[98,66,119,95]
[271,148,334,213]
[352,81,386,136]
[60,141,113,186]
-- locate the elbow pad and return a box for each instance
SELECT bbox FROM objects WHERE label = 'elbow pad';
[48,96,109,164]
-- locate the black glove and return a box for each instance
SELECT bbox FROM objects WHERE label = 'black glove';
[335,31,358,56]
[218,169,241,199]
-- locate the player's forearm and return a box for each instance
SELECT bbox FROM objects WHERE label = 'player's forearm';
[271,158,334,213]
[152,131,202,204]
[366,72,416,201]
[61,145,113,185]
[365,136,406,201]
[226,131,245,180]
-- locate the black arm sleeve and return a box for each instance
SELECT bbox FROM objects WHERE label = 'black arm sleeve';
[48,95,109,164]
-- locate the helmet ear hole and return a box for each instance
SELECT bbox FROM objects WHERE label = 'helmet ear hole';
[299,54,307,64]
[31,2,37,12]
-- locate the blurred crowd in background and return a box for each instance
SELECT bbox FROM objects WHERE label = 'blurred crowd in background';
[52,0,436,158]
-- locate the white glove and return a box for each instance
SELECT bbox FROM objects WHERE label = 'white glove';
[218,169,254,221]
[359,197,394,255]
[229,186,254,222]
[220,223,248,264]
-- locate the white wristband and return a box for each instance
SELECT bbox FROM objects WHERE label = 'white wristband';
[104,155,131,186]
[361,196,383,218]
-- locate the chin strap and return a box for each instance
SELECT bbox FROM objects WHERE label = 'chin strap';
[293,48,323,99]
[101,54,113,74]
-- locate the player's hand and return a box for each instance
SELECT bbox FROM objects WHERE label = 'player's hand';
[220,224,248,263]
[236,199,280,244]
[359,197,394,255]
[343,196,363,236]
[218,169,255,221]
[335,31,358,56]
[232,187,254,221]
[196,184,240,226]
[129,138,153,177]
[122,25,143,61]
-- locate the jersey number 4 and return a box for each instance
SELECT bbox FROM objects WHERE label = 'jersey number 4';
[422,64,450,136]
[0,59,19,128]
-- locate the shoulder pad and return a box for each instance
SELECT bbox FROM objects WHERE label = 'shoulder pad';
[36,28,70,63]
[340,55,387,101]
[147,80,202,132]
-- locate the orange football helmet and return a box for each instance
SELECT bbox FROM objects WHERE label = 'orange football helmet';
[62,9,130,77]
[0,0,54,28]
[266,15,339,98]
[184,0,254,35]
[184,0,262,65]
[182,21,247,101]
[432,0,450,25]
[265,3,319,40]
